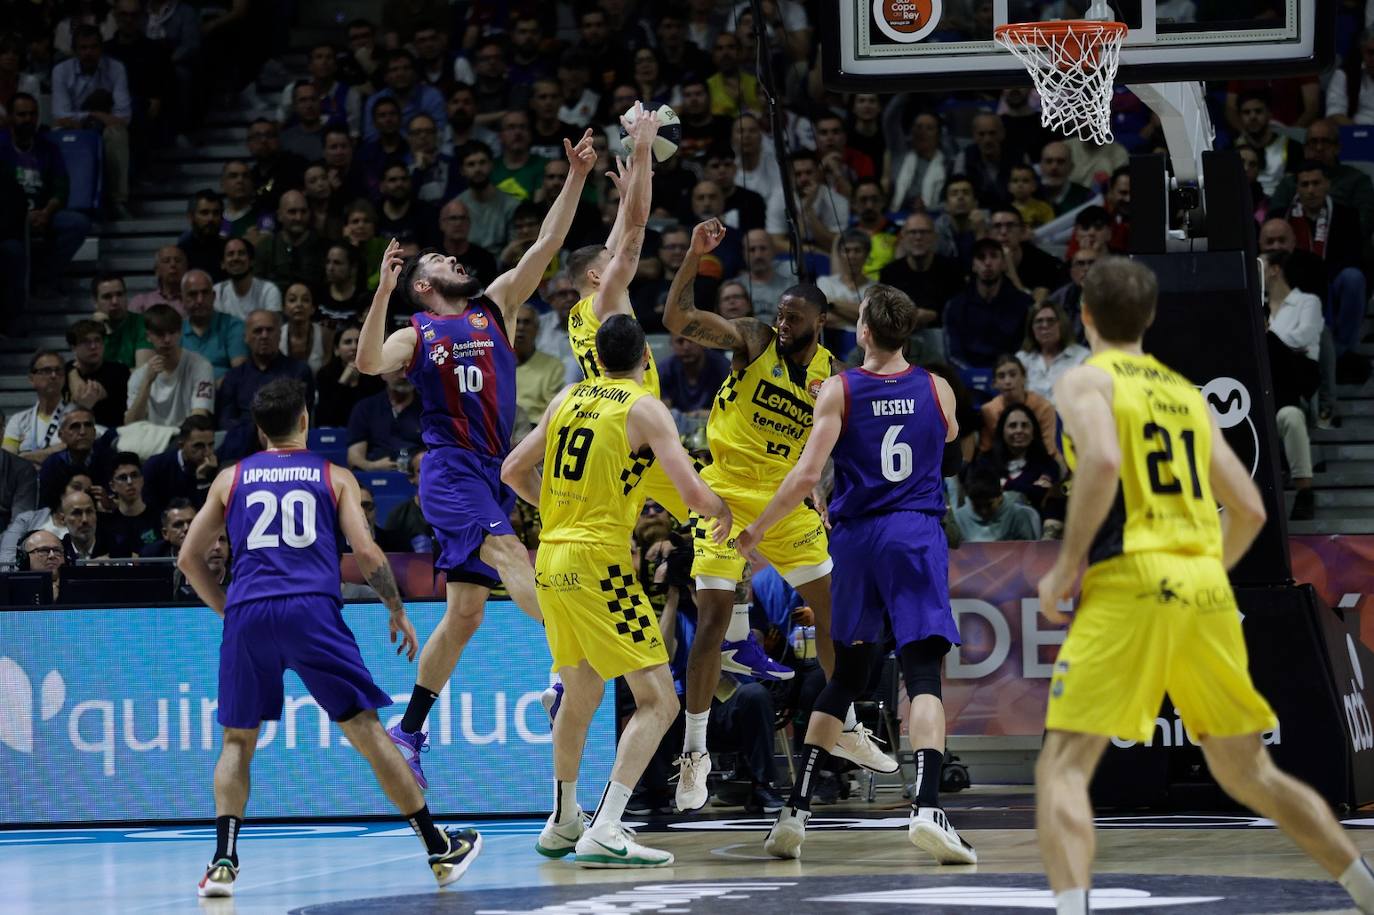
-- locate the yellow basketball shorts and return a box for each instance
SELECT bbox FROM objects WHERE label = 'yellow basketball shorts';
[535,541,668,680]
[689,464,832,588]
[1045,552,1278,743]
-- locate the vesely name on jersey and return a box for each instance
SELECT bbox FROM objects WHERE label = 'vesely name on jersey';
[871,398,915,416]
[240,466,323,484]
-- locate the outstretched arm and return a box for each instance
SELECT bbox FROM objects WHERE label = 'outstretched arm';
[627,395,731,540]
[357,238,418,375]
[662,219,773,363]
[501,385,572,505]
[593,104,657,321]
[178,468,234,616]
[737,377,844,554]
[487,130,597,323]
[334,463,417,660]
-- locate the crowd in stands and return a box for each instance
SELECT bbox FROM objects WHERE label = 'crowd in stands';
[3,0,1374,593]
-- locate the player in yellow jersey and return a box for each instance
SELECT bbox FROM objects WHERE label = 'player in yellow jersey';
[1036,257,1374,915]
[502,314,730,868]
[663,219,898,813]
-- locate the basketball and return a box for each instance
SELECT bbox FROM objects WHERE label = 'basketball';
[620,104,681,162]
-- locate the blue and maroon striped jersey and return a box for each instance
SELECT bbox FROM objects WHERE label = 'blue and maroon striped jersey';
[405,296,516,458]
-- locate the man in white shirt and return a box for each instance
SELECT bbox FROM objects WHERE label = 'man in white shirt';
[535,272,581,384]
[766,151,849,254]
[1327,32,1374,126]
[51,25,131,216]
[2,351,75,464]
[214,237,282,320]
[1264,249,1323,521]
[733,228,797,324]
[125,304,215,427]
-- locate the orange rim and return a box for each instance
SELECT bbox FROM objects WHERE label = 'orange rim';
[994,20,1126,70]
[993,19,1128,44]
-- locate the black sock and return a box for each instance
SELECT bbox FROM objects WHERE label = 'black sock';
[400,684,440,734]
[214,815,242,866]
[407,805,449,855]
[788,744,830,811]
[912,748,944,810]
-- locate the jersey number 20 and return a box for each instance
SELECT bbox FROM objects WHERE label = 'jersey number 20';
[246,489,319,549]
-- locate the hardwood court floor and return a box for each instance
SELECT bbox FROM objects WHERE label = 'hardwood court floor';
[5,788,1374,914]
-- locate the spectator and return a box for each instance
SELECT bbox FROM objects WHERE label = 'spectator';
[0,413,37,530]
[1234,90,1304,196]
[0,92,91,299]
[878,213,965,363]
[717,280,753,319]
[1270,119,1374,238]
[1066,134,1129,192]
[973,402,1062,527]
[439,79,498,157]
[537,155,607,251]
[1240,145,1270,224]
[219,159,269,242]
[279,81,327,161]
[506,13,553,87]
[214,237,282,320]
[281,282,329,373]
[1065,205,1121,261]
[1283,165,1367,358]
[536,272,581,383]
[4,351,75,464]
[979,353,1061,462]
[1263,250,1323,521]
[1049,247,1097,340]
[173,526,230,600]
[661,334,731,414]
[817,229,875,357]
[254,190,326,291]
[104,451,158,557]
[280,42,363,136]
[471,37,517,129]
[320,243,369,322]
[0,34,41,125]
[38,407,116,517]
[849,178,898,277]
[316,321,384,427]
[513,303,564,420]
[1017,302,1089,401]
[1101,167,1132,249]
[379,450,433,552]
[734,228,798,325]
[957,112,1023,207]
[179,269,246,381]
[124,303,214,427]
[143,0,200,88]
[707,31,759,117]
[767,150,846,254]
[944,239,1035,370]
[65,318,129,429]
[376,163,439,246]
[358,96,410,192]
[999,86,1053,165]
[18,529,65,600]
[1329,30,1374,126]
[2,472,92,560]
[105,0,172,151]
[129,244,188,315]
[90,274,151,368]
[528,78,580,163]
[363,49,445,143]
[456,141,519,255]
[347,369,423,471]
[953,465,1040,542]
[1007,162,1055,229]
[216,309,315,460]
[703,144,766,232]
[343,199,388,287]
[406,112,459,203]
[434,197,499,285]
[890,112,948,214]
[57,488,112,561]
[141,414,216,518]
[408,21,457,89]
[734,113,783,207]
[177,189,228,280]
[987,206,1065,302]
[1037,141,1093,216]
[934,174,984,264]
[51,25,131,218]
[676,76,731,162]
[492,109,547,201]
[245,118,307,216]
[138,496,195,558]
[340,18,384,93]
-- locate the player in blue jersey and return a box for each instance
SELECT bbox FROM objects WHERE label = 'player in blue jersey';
[179,379,481,898]
[357,129,598,787]
[735,285,974,864]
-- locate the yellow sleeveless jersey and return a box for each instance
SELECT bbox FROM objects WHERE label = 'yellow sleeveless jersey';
[707,337,836,482]
[539,376,652,546]
[567,295,660,398]
[1064,350,1223,565]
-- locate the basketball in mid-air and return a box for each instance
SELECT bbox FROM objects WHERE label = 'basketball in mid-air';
[620,104,681,162]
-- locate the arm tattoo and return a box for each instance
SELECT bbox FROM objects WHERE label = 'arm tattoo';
[733,318,775,361]
[682,319,744,350]
[365,559,403,608]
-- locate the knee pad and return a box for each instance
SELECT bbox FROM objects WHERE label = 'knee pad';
[815,642,880,719]
[900,637,951,701]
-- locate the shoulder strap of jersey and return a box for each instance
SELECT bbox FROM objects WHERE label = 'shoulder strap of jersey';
[477,295,511,349]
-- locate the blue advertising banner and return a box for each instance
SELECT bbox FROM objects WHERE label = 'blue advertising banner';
[0,601,615,824]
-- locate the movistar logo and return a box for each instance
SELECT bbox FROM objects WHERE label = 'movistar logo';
[0,658,65,753]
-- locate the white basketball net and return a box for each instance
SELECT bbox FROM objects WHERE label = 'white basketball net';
[994,21,1127,146]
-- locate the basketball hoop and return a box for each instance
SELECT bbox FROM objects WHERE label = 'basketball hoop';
[994,20,1127,145]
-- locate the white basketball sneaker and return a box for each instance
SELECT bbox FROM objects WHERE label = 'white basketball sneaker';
[674,751,712,812]
[764,805,811,860]
[909,806,977,864]
[574,821,674,868]
[535,807,586,859]
[196,859,237,897]
[832,723,899,774]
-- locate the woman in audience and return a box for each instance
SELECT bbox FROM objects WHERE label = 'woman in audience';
[629,47,675,110]
[280,283,330,373]
[314,321,383,428]
[321,242,369,324]
[341,199,387,288]
[979,353,1061,465]
[817,229,875,359]
[974,403,1063,530]
[1017,302,1089,402]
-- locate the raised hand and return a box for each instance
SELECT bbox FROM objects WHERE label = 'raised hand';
[690,218,726,255]
[623,100,657,159]
[377,238,405,293]
[565,129,597,178]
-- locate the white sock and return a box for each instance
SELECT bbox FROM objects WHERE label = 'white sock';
[1340,856,1374,913]
[684,711,709,753]
[843,705,858,732]
[725,603,751,642]
[1055,888,1088,915]
[591,781,632,830]
[554,780,578,824]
